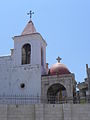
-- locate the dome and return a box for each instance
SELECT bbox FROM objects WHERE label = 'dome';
[50,57,71,75]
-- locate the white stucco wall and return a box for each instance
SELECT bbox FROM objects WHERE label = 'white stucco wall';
[13,33,46,68]
[0,33,47,96]
[0,63,41,96]
[0,56,13,66]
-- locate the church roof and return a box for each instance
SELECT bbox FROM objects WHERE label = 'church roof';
[50,62,71,75]
[21,20,36,35]
[50,57,71,75]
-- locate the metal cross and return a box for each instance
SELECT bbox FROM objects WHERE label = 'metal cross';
[27,10,34,20]
[56,56,62,63]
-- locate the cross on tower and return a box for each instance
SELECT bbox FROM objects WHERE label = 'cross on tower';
[56,56,62,63]
[27,10,34,21]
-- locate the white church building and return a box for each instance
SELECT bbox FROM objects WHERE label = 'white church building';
[0,13,90,120]
[0,16,77,104]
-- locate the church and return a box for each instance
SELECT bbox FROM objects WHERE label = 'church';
[0,11,89,104]
[0,12,90,120]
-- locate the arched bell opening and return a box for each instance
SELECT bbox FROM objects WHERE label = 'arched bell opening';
[47,83,67,104]
[41,47,44,66]
[22,43,31,65]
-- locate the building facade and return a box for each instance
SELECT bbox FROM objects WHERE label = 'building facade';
[77,64,90,101]
[0,20,47,97]
[1,18,89,104]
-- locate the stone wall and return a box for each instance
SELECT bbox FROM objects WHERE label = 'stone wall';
[0,104,90,120]
[41,74,76,100]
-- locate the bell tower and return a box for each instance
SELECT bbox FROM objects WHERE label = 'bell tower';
[13,13,47,69]
[11,12,47,96]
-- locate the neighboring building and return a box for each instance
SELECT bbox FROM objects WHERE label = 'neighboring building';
[77,64,90,100]
[0,19,77,103]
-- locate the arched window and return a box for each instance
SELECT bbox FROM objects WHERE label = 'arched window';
[41,47,44,66]
[22,44,31,65]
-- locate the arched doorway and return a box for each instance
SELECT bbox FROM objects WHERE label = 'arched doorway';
[22,44,31,65]
[47,83,67,103]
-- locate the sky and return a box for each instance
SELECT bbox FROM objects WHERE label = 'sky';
[0,0,90,83]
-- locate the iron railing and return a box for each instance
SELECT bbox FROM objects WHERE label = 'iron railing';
[0,95,89,104]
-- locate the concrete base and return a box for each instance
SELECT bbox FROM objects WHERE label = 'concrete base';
[0,104,90,120]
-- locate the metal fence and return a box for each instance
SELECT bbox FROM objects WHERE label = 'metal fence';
[0,95,89,105]
[0,95,40,104]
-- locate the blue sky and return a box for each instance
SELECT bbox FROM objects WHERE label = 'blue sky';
[0,0,90,82]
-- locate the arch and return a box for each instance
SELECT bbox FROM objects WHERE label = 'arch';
[41,47,44,66]
[47,83,67,103]
[22,43,31,65]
